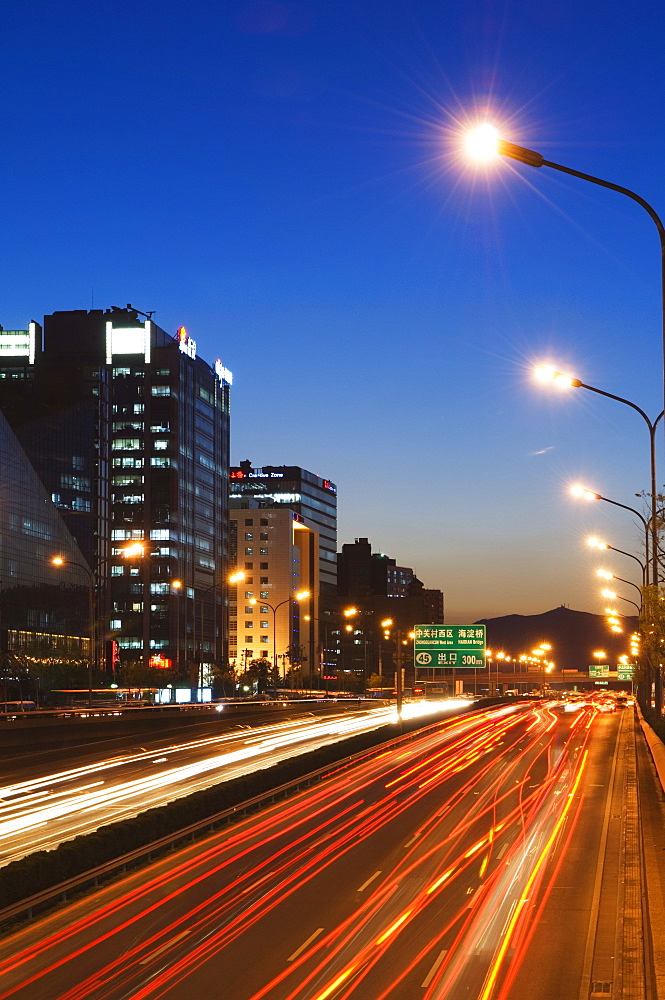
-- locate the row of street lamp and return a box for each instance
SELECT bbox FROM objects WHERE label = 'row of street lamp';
[50,542,322,702]
[466,123,665,695]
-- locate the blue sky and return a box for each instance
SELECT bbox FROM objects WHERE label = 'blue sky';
[3,0,665,623]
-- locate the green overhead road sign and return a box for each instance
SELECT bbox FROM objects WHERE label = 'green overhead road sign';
[589,663,610,678]
[414,625,486,670]
[617,663,635,681]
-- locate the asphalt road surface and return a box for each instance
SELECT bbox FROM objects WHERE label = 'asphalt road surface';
[0,701,632,1000]
[0,701,462,867]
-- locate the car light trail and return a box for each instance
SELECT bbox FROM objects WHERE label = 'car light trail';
[0,702,602,1000]
[0,702,463,865]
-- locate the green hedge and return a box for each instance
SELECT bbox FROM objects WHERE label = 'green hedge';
[1,714,447,910]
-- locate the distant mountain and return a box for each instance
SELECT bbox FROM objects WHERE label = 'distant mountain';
[473,606,637,672]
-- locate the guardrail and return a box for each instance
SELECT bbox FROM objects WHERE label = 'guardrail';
[637,704,665,798]
[0,717,412,930]
[0,697,382,725]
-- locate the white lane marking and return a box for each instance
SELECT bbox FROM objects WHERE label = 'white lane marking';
[358,870,382,892]
[287,927,324,963]
[241,870,274,894]
[422,949,448,987]
[139,930,190,964]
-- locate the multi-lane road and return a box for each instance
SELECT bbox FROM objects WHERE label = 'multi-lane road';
[0,701,459,867]
[0,699,638,1000]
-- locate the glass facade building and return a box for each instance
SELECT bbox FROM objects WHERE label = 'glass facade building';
[0,309,231,677]
[0,408,90,675]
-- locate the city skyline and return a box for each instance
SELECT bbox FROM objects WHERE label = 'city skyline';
[3,2,665,621]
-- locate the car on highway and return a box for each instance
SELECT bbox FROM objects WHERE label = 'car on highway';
[596,701,616,713]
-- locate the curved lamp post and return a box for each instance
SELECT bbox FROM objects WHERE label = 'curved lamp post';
[571,486,650,587]
[601,587,642,615]
[588,536,646,588]
[466,126,665,429]
[250,590,309,683]
[596,568,643,600]
[537,367,662,586]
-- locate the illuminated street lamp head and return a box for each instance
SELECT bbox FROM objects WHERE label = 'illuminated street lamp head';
[571,485,601,501]
[611,625,623,633]
[597,569,614,580]
[534,365,582,389]
[172,579,182,590]
[343,607,358,617]
[123,541,145,558]
[588,537,608,550]
[593,650,607,660]
[601,589,617,599]
[229,571,245,584]
[295,590,310,601]
[465,123,499,160]
[380,618,393,628]
[51,556,65,567]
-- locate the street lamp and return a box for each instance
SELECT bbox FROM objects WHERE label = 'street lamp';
[587,536,646,588]
[122,541,146,558]
[596,568,643,600]
[495,651,505,696]
[465,127,665,438]
[51,555,95,709]
[571,485,650,584]
[171,580,182,673]
[601,587,642,615]
[304,613,333,686]
[250,590,309,684]
[536,366,661,585]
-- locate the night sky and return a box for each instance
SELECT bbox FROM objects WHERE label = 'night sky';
[2,0,665,623]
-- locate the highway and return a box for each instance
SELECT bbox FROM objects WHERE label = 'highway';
[0,701,462,867]
[0,699,631,1000]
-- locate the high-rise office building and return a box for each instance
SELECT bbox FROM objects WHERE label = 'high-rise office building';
[230,461,336,596]
[0,308,231,678]
[228,506,318,679]
[337,537,444,679]
[229,460,337,682]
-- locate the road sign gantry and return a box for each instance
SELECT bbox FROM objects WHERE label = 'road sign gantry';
[414,625,486,670]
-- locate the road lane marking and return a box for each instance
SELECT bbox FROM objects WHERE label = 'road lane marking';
[241,870,274,893]
[139,930,190,964]
[358,870,382,892]
[288,927,324,962]
[422,949,447,987]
